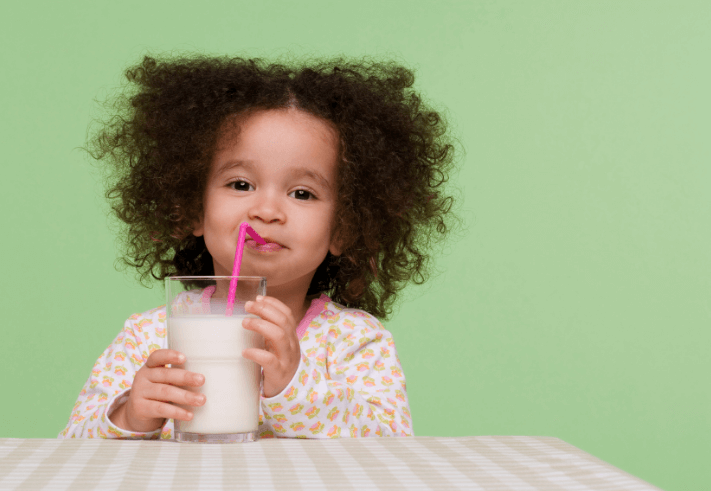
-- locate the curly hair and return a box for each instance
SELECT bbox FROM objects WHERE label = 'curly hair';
[89,54,458,319]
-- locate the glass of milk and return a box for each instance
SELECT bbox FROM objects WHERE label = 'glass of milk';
[166,276,266,443]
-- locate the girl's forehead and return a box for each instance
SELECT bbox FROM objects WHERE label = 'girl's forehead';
[216,108,338,151]
[211,108,340,178]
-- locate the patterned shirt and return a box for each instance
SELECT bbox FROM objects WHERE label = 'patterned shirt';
[59,293,413,439]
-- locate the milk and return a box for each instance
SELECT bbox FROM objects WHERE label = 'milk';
[168,315,263,434]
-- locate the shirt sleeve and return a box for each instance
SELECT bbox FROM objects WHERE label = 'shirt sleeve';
[260,311,413,438]
[58,312,168,439]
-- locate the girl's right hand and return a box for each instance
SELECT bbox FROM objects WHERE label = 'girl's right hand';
[109,349,206,433]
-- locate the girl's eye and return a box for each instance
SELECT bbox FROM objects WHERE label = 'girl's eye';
[230,180,254,192]
[289,189,314,200]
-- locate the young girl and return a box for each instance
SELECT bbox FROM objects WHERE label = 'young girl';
[60,54,457,440]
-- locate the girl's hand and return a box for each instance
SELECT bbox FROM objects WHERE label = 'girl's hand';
[109,349,206,433]
[242,296,301,398]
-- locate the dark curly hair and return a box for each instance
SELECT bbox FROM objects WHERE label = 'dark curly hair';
[90,54,458,319]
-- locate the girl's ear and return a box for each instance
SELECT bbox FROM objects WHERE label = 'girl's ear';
[192,217,204,237]
[328,235,343,257]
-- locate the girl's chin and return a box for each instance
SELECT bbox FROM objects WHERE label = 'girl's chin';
[212,258,318,288]
[215,267,283,282]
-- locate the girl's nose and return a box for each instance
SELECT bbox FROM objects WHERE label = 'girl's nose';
[247,192,286,224]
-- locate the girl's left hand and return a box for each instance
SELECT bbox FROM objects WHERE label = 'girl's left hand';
[242,296,301,398]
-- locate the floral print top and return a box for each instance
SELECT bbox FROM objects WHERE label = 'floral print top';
[59,293,413,439]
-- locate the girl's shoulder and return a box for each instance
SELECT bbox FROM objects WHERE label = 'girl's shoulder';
[120,304,168,345]
[304,294,387,335]
[169,288,208,315]
[124,289,204,326]
[125,304,166,325]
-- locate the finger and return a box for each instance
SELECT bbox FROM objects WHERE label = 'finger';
[147,382,206,407]
[145,349,185,369]
[256,295,294,320]
[136,398,196,422]
[242,318,288,353]
[147,367,205,387]
[242,348,279,370]
[245,298,292,329]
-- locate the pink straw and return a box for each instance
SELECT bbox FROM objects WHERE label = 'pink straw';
[225,222,265,316]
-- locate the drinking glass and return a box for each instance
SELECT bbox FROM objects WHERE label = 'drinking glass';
[166,276,266,443]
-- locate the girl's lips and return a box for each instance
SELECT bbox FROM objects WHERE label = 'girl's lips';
[245,239,284,252]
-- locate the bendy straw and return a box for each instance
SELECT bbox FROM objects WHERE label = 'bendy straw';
[225,222,265,316]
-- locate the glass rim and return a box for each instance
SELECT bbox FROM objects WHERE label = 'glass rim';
[166,276,266,281]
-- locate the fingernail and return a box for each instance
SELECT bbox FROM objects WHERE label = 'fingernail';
[245,301,253,310]
[256,295,264,301]
[195,395,206,404]
[178,354,185,362]
[193,374,204,384]
[186,412,193,420]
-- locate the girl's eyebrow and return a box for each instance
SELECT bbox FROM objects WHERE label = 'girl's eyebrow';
[216,159,333,189]
[286,168,332,189]
[215,160,252,175]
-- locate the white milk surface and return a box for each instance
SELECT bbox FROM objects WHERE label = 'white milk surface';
[168,315,263,434]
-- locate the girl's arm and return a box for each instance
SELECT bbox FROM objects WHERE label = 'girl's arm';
[58,308,170,439]
[259,309,413,438]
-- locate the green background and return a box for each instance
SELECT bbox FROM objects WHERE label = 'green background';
[1,1,709,489]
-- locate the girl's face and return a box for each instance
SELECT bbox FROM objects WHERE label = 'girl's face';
[193,108,341,294]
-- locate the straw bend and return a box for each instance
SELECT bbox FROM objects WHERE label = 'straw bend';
[226,223,266,316]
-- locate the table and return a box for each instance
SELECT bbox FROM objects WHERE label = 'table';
[0,436,661,490]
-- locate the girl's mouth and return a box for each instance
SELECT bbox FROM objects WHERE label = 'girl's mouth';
[245,239,284,252]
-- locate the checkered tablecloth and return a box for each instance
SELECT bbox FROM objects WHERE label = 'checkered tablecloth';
[0,436,661,490]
